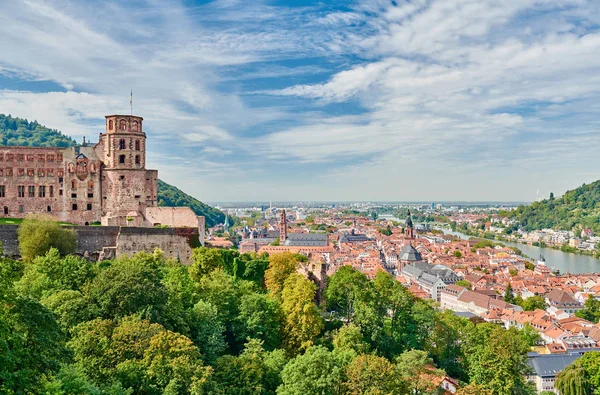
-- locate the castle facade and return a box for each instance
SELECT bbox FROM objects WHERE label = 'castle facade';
[0,115,161,226]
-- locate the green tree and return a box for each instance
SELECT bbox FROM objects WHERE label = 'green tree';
[453,250,463,258]
[188,300,226,363]
[233,293,282,351]
[86,252,168,320]
[325,266,371,323]
[455,279,472,290]
[277,346,353,395]
[281,274,323,353]
[189,247,225,281]
[555,351,600,395]
[575,296,600,323]
[396,350,444,395]
[18,215,76,261]
[265,252,305,301]
[332,324,371,354]
[504,283,516,304]
[344,354,402,394]
[520,295,548,311]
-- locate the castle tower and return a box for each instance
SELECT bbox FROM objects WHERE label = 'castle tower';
[280,209,287,243]
[405,210,415,240]
[97,115,158,226]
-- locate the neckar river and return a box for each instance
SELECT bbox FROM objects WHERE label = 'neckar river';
[441,230,600,275]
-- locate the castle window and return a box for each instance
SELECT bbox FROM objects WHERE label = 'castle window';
[119,120,126,130]
[5,154,13,162]
[28,186,35,197]
[135,155,140,165]
[132,121,138,131]
[57,154,63,162]
[119,139,126,150]
[86,203,92,211]
[39,186,45,198]
[135,195,141,199]
[71,180,77,189]
[47,169,54,177]
[17,154,24,162]
[49,185,54,197]
[38,154,45,162]
[119,155,125,164]
[3,207,7,215]
[135,140,140,151]
[38,169,45,177]
[119,175,125,180]
[88,180,94,189]
[88,193,94,198]
[59,189,63,196]
[18,186,25,198]
[0,186,4,198]
[27,168,34,177]
[109,120,113,130]
[19,205,23,213]
[47,206,51,212]
[27,155,34,162]
[71,193,77,198]
[17,168,24,177]
[72,203,78,211]
[47,154,54,162]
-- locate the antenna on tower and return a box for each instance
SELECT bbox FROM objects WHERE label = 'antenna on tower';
[129,89,133,116]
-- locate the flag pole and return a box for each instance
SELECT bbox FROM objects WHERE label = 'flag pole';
[130,89,133,116]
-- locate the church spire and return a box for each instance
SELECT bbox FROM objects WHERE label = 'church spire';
[279,209,287,244]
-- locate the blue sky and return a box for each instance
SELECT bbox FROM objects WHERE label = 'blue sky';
[1,0,600,202]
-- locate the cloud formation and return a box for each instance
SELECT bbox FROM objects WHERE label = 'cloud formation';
[0,0,599,201]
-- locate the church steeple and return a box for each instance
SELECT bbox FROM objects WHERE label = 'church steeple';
[280,209,287,243]
[405,210,415,239]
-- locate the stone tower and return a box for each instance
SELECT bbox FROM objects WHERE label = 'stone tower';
[280,209,287,243]
[97,115,158,226]
[405,210,415,239]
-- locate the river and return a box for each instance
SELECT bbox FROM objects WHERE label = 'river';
[441,230,600,275]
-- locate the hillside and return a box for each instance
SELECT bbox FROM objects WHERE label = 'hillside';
[0,114,77,147]
[0,114,224,227]
[503,180,600,233]
[157,179,224,227]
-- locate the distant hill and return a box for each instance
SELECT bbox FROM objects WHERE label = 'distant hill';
[0,114,224,227]
[503,180,600,233]
[0,114,77,147]
[157,180,224,227]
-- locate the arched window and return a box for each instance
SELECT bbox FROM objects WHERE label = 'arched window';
[135,140,140,151]
[71,180,77,189]
[88,180,94,189]
[119,119,126,130]
[108,120,113,130]
[135,155,140,165]
[132,121,138,131]
[119,139,126,150]
[119,155,125,164]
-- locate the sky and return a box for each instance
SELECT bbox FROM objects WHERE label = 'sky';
[0,0,599,202]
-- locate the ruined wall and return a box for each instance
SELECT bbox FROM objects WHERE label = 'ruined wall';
[0,224,197,264]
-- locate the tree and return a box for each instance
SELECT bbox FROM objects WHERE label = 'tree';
[520,295,548,311]
[188,300,226,363]
[344,354,402,395]
[453,250,463,258]
[555,351,600,395]
[86,252,168,321]
[456,383,493,395]
[332,324,370,354]
[233,293,282,351]
[575,295,600,323]
[277,346,353,395]
[281,274,323,353]
[325,266,371,323]
[189,247,224,281]
[396,350,444,395]
[504,283,516,304]
[455,279,472,290]
[264,252,304,301]
[466,325,534,394]
[18,215,76,261]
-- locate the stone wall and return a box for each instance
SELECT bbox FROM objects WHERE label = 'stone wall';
[0,224,197,264]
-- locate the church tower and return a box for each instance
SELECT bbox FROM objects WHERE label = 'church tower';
[280,209,287,244]
[405,210,415,239]
[97,115,158,226]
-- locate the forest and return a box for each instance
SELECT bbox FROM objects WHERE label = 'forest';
[0,218,547,394]
[0,114,224,227]
[502,181,600,234]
